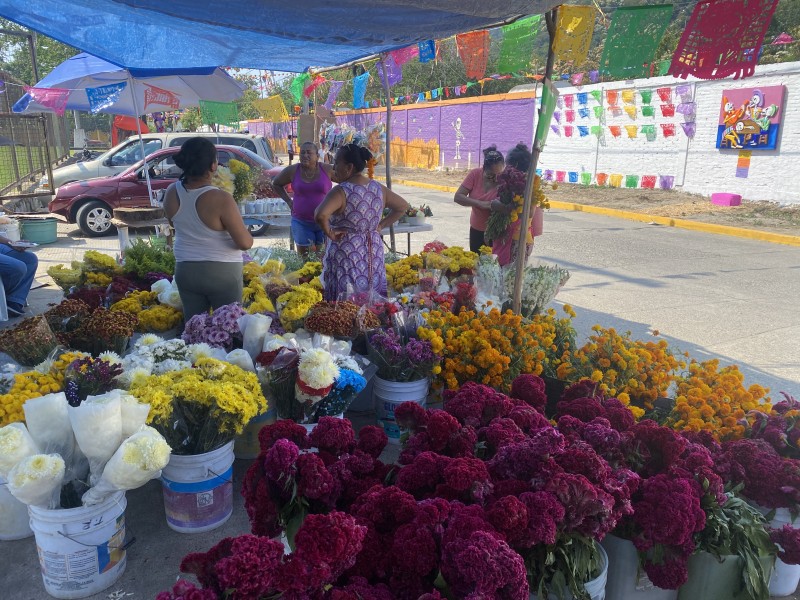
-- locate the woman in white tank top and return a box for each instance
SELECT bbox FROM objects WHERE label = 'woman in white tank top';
[164,137,253,320]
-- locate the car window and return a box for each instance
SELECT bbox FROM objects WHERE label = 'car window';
[258,137,276,162]
[111,140,162,166]
[169,137,194,147]
[140,155,182,180]
[219,136,257,153]
[217,150,235,166]
[233,146,273,170]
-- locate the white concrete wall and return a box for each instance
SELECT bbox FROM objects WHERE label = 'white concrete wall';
[537,61,800,205]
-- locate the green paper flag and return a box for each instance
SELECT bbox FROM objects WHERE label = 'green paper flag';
[199,100,239,127]
[594,106,604,119]
[641,105,655,117]
[290,73,311,103]
[641,124,656,140]
[658,60,671,76]
[590,90,602,103]
[581,172,592,185]
[591,125,603,136]
[498,15,541,74]
[640,90,653,105]
[535,80,560,147]
[598,5,674,79]
[626,175,640,188]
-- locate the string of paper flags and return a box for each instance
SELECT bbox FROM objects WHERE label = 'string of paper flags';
[534,169,677,190]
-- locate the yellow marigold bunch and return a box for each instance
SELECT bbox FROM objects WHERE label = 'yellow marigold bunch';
[534,175,551,210]
[243,277,276,314]
[531,305,577,380]
[243,261,264,284]
[228,159,250,177]
[667,359,770,441]
[564,326,685,416]
[422,246,478,274]
[277,285,323,330]
[386,259,420,292]
[138,305,183,332]
[418,308,551,392]
[111,290,158,314]
[0,351,84,425]
[308,276,323,292]
[83,250,121,274]
[84,272,113,287]
[291,261,323,281]
[131,358,265,435]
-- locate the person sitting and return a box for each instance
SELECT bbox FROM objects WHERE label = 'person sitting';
[163,137,253,320]
[0,235,38,318]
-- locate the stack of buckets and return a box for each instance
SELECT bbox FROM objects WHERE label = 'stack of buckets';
[374,377,429,443]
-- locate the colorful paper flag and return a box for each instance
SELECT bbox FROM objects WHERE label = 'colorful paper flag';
[579,107,590,119]
[253,95,289,122]
[659,175,675,189]
[676,102,696,115]
[606,90,619,106]
[660,103,675,117]
[624,105,638,119]
[676,84,692,97]
[681,122,697,138]
[641,124,656,139]
[418,40,436,63]
[598,5,674,79]
[626,174,640,188]
[657,87,671,102]
[290,73,311,103]
[668,0,779,80]
[571,72,585,86]
[590,90,602,103]
[391,45,419,66]
[578,125,590,137]
[610,174,624,187]
[143,84,180,110]
[589,70,600,83]
[564,95,574,108]
[353,72,370,109]
[377,55,403,87]
[17,86,70,115]
[569,172,579,183]
[456,30,490,79]
[303,74,327,97]
[535,79,560,147]
[566,110,575,123]
[625,125,639,138]
[642,175,657,188]
[556,171,566,182]
[594,106,605,120]
[564,125,574,137]
[577,92,589,105]
[609,125,622,137]
[597,173,609,185]
[591,125,603,137]
[498,14,541,73]
[199,100,239,126]
[640,90,653,105]
[86,82,127,114]
[553,5,595,64]
[621,89,636,104]
[641,105,655,117]
[581,172,592,185]
[324,81,344,110]
[661,123,676,137]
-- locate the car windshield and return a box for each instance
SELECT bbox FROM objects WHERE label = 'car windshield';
[235,146,274,170]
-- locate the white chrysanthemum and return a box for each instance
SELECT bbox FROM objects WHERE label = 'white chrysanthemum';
[123,367,153,390]
[298,348,339,390]
[136,333,163,348]
[152,359,192,374]
[187,343,218,363]
[8,454,66,506]
[335,355,363,375]
[99,351,123,365]
[0,423,41,478]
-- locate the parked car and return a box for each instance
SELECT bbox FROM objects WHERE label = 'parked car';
[49,145,285,237]
[38,132,277,193]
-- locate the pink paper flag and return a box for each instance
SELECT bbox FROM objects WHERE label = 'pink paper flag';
[571,72,585,86]
[26,86,70,115]
[564,95,574,108]
[391,45,419,66]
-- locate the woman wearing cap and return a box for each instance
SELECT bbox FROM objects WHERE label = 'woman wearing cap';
[454,145,505,253]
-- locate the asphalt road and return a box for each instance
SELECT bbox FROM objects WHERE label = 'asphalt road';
[1,183,798,600]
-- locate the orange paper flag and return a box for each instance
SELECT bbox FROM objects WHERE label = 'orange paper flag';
[456,31,490,79]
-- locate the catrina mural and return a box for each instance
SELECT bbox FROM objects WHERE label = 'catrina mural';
[716,85,785,150]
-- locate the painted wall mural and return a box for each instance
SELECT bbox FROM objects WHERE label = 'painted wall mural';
[716,85,785,150]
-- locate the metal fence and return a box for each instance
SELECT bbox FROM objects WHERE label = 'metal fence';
[0,68,71,210]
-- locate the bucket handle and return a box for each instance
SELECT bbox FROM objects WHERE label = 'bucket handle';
[57,529,136,552]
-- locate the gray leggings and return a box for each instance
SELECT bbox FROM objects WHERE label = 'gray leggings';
[175,261,243,320]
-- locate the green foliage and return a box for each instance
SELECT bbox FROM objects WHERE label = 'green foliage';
[525,534,603,600]
[122,239,176,277]
[180,108,202,132]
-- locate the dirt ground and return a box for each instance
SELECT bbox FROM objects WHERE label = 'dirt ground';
[390,166,800,237]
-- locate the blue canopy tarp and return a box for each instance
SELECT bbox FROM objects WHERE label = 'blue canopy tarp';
[0,0,558,71]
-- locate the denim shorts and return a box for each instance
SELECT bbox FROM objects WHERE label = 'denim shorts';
[291,217,325,247]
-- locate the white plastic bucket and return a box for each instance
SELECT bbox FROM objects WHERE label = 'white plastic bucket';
[301,413,345,435]
[374,376,429,444]
[769,508,800,597]
[234,408,277,459]
[160,441,235,534]
[0,476,33,540]
[602,534,678,600]
[28,492,127,599]
[531,541,608,599]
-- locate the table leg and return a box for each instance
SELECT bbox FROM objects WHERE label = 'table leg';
[407,232,411,256]
[117,225,130,253]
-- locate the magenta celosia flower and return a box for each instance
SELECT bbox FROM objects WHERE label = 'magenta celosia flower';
[545,471,616,538]
[486,495,530,545]
[258,420,309,453]
[214,535,285,600]
[350,485,419,533]
[180,537,236,594]
[511,374,547,413]
[643,554,690,590]
[309,416,355,457]
[296,453,337,503]
[394,401,429,431]
[717,438,800,508]
[557,396,605,424]
[479,418,527,455]
[396,451,447,499]
[156,580,217,600]
[770,524,800,565]
[425,410,462,450]
[391,521,440,576]
[626,420,689,476]
[241,462,281,537]
[444,382,514,428]
[489,430,565,482]
[262,438,300,481]
[632,473,705,551]
[357,425,388,458]
[561,380,602,403]
[293,511,367,581]
[439,456,493,502]
[328,577,395,600]
[507,404,551,434]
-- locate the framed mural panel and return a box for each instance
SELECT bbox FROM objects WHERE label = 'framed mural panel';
[716,85,785,150]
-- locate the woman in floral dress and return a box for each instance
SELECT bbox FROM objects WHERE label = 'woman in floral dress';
[315,144,409,301]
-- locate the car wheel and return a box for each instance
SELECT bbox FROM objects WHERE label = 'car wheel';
[248,222,269,236]
[76,200,116,237]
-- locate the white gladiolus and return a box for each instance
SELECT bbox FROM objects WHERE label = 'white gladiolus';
[82,426,171,506]
[120,394,150,437]
[0,423,41,478]
[8,454,65,507]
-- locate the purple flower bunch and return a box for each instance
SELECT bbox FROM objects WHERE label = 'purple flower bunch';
[182,302,246,350]
[368,330,440,382]
[747,392,800,459]
[64,356,123,406]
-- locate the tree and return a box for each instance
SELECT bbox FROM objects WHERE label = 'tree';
[0,19,76,85]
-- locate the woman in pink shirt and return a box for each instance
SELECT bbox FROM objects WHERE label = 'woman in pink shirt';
[453,146,505,253]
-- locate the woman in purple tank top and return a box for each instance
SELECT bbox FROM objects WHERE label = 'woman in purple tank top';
[273,142,334,257]
[315,144,409,301]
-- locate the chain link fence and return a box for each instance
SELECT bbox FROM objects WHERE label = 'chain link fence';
[0,68,71,211]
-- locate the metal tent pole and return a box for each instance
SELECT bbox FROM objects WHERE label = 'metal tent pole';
[128,75,156,206]
[512,8,557,313]
[378,55,396,253]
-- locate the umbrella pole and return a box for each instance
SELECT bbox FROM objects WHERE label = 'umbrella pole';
[378,55,396,253]
[512,8,557,314]
[128,75,156,207]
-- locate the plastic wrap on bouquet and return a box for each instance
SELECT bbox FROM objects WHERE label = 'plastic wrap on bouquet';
[0,422,41,478]
[68,390,123,485]
[7,453,65,508]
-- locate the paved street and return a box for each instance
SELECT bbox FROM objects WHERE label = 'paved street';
[1,182,799,599]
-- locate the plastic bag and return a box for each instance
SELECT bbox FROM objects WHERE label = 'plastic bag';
[82,425,171,506]
[225,349,256,372]
[68,390,122,484]
[238,313,273,359]
[7,453,65,508]
[0,422,41,478]
[120,393,150,437]
[23,392,84,482]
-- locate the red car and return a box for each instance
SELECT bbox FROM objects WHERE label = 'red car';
[49,144,286,237]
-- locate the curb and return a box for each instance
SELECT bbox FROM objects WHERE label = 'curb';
[379,177,800,248]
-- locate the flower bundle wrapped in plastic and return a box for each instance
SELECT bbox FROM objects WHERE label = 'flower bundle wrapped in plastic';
[68,391,123,483]
[276,285,323,331]
[7,453,65,507]
[296,348,339,404]
[63,355,123,407]
[181,302,246,351]
[0,422,40,478]
[237,313,273,359]
[211,164,234,194]
[0,315,60,367]
[82,425,171,505]
[131,358,266,454]
[304,301,380,339]
[256,346,300,421]
[23,391,84,483]
[150,277,182,309]
[502,264,570,318]
[305,369,367,422]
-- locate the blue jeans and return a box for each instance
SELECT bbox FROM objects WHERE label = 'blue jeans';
[290,218,325,247]
[0,245,38,307]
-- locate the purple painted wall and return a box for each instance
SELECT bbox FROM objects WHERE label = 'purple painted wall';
[479,99,535,163]
[440,104,482,169]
